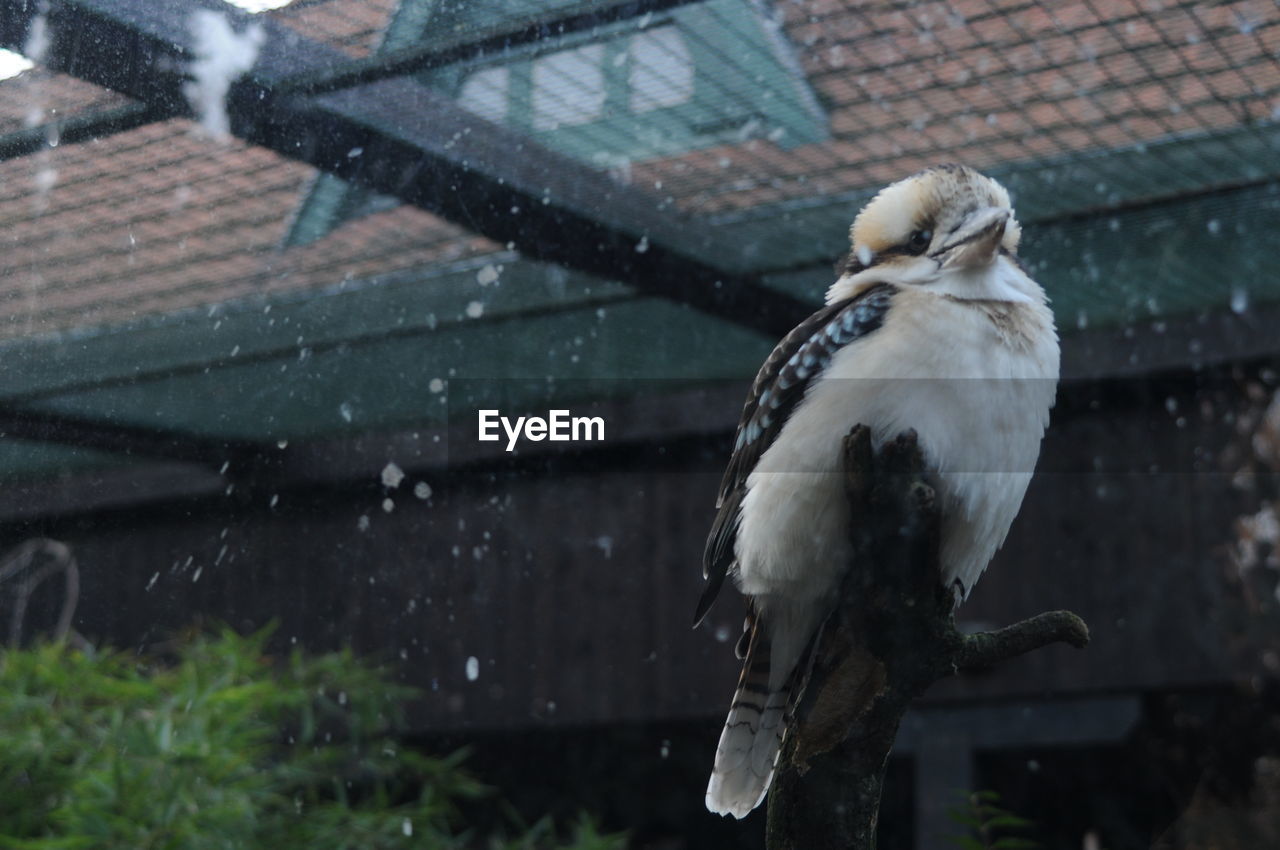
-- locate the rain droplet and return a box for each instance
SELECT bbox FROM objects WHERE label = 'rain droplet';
[1231,288,1249,314]
[414,482,433,500]
[465,656,480,681]
[381,462,405,489]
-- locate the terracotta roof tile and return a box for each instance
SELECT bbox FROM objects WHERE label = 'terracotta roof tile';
[0,0,1272,339]
[0,71,131,137]
[629,0,1280,214]
[270,0,398,58]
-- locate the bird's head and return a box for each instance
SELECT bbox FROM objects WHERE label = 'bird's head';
[828,165,1036,304]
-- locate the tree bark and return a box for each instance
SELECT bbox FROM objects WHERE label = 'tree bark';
[765,426,1089,850]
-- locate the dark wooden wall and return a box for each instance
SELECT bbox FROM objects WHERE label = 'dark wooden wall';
[6,362,1279,734]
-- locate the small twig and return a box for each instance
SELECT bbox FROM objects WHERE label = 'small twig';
[0,538,82,647]
[956,610,1090,672]
[765,427,1089,850]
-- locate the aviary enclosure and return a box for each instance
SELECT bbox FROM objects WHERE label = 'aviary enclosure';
[0,1,1277,848]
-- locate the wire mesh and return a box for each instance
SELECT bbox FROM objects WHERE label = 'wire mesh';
[627,0,1280,262]
[284,0,1280,271]
[0,0,1273,341]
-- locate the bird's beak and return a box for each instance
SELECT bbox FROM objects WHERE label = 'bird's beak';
[938,206,1010,270]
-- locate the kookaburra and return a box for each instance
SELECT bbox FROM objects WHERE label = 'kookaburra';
[696,165,1060,818]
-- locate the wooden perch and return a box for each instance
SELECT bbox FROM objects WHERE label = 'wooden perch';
[765,426,1089,850]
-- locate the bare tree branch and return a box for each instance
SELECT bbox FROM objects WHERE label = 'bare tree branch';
[765,426,1089,850]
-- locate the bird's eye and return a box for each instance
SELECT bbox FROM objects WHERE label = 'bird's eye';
[905,229,932,255]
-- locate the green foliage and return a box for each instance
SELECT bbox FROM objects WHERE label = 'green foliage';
[0,626,625,850]
[947,790,1040,850]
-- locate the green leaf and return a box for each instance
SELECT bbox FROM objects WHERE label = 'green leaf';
[0,626,614,849]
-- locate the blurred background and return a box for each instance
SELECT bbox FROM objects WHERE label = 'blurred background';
[0,0,1278,847]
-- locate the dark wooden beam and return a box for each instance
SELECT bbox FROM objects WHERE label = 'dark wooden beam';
[0,380,743,525]
[0,101,169,162]
[0,405,273,468]
[1,325,1278,526]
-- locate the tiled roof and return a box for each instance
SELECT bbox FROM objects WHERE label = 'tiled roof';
[0,0,1274,341]
[0,110,498,339]
[633,0,1279,214]
[0,69,133,137]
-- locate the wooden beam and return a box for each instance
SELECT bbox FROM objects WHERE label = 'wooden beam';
[0,101,170,161]
[0,405,273,468]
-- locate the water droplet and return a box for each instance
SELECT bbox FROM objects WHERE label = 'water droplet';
[1231,288,1249,314]
[381,462,405,489]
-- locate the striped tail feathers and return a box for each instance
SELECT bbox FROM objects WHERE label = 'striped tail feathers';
[706,615,786,818]
[706,602,829,819]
